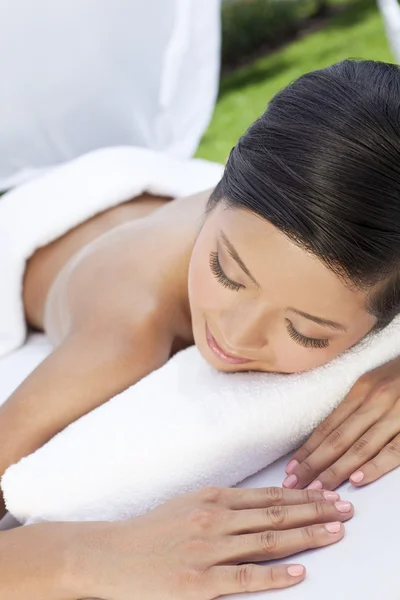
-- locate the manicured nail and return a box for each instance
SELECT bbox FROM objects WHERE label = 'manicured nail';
[283,474,298,488]
[308,480,323,490]
[323,491,340,501]
[335,501,352,513]
[285,459,299,474]
[350,471,364,483]
[324,522,341,534]
[287,565,305,577]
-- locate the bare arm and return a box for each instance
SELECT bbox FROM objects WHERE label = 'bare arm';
[0,485,352,600]
[0,523,79,600]
[0,324,168,476]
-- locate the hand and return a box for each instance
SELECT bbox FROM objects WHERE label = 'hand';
[283,357,400,491]
[75,486,353,599]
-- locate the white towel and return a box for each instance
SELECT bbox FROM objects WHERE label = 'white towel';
[0,145,224,357]
[3,315,400,525]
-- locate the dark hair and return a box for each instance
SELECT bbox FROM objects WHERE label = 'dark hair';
[208,59,400,329]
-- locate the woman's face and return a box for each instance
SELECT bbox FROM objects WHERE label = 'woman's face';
[188,203,377,374]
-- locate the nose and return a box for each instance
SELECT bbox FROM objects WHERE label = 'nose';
[218,301,269,353]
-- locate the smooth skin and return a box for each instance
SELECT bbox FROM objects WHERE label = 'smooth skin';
[0,188,398,595]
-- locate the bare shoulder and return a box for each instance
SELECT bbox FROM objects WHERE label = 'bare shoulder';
[44,218,187,353]
[23,192,170,330]
[27,187,210,351]
[24,188,211,332]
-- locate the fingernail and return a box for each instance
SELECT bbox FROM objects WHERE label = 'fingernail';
[335,501,352,513]
[307,480,323,490]
[323,491,340,501]
[287,565,305,577]
[324,522,342,534]
[283,474,298,488]
[285,459,299,474]
[350,471,364,483]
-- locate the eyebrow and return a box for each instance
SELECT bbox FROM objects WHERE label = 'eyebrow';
[287,308,348,332]
[219,231,260,287]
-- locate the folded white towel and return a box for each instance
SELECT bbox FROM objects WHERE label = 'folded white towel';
[0,145,224,357]
[3,315,400,525]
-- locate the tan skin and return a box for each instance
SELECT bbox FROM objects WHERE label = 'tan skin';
[0,189,399,597]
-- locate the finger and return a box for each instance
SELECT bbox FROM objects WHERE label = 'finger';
[350,433,400,486]
[224,522,345,563]
[228,500,353,534]
[284,406,384,489]
[226,486,338,510]
[307,417,400,490]
[206,563,306,597]
[287,381,369,469]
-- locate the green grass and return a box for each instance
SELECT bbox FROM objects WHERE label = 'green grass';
[221,0,325,67]
[197,0,394,163]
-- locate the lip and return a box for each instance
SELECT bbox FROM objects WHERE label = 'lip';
[205,323,252,365]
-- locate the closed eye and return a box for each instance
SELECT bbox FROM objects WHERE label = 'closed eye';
[209,251,244,292]
[286,320,329,349]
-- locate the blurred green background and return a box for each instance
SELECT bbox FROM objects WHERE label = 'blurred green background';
[197,0,394,163]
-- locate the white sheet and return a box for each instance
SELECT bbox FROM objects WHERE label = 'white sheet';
[0,0,221,190]
[0,335,398,599]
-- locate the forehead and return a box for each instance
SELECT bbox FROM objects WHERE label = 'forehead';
[213,204,370,321]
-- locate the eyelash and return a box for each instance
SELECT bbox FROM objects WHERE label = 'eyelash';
[286,320,329,349]
[209,251,243,291]
[209,251,330,350]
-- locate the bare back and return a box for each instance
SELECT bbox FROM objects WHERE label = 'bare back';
[23,189,211,351]
[23,193,169,330]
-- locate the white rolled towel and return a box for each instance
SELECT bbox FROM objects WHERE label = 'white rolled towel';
[3,316,400,525]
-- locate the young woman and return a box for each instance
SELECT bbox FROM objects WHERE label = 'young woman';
[0,58,399,597]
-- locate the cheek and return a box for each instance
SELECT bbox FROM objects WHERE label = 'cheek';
[267,329,326,373]
[270,334,358,373]
[274,345,332,372]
